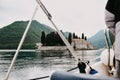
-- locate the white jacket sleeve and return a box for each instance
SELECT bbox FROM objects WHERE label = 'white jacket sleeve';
[105,9,115,36]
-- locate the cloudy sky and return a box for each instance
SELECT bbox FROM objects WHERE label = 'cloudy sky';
[0,0,108,37]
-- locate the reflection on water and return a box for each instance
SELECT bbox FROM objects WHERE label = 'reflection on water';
[0,49,103,80]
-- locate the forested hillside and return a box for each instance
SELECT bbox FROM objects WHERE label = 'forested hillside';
[0,20,54,49]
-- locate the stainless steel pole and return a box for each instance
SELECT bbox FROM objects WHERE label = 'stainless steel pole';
[4,6,39,80]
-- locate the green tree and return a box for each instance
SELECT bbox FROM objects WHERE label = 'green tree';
[84,36,87,40]
[75,35,78,39]
[41,31,46,46]
[45,31,65,46]
[68,33,72,44]
[73,33,76,39]
[82,33,84,39]
[46,33,52,46]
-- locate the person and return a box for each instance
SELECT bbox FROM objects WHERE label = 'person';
[105,0,120,78]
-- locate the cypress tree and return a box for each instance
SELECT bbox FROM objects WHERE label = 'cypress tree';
[68,33,72,44]
[82,33,84,39]
[84,36,87,40]
[41,31,46,46]
[73,33,76,39]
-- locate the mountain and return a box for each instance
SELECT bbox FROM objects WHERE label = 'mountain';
[88,30,106,48]
[63,32,71,38]
[0,20,54,49]
[88,29,114,48]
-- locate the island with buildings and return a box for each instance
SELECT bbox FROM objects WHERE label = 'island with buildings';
[36,38,94,51]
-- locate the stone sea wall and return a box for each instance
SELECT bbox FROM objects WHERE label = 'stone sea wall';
[37,46,67,51]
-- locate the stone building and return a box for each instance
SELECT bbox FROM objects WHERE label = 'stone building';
[71,39,94,50]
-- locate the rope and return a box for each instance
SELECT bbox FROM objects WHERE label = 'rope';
[4,6,39,80]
